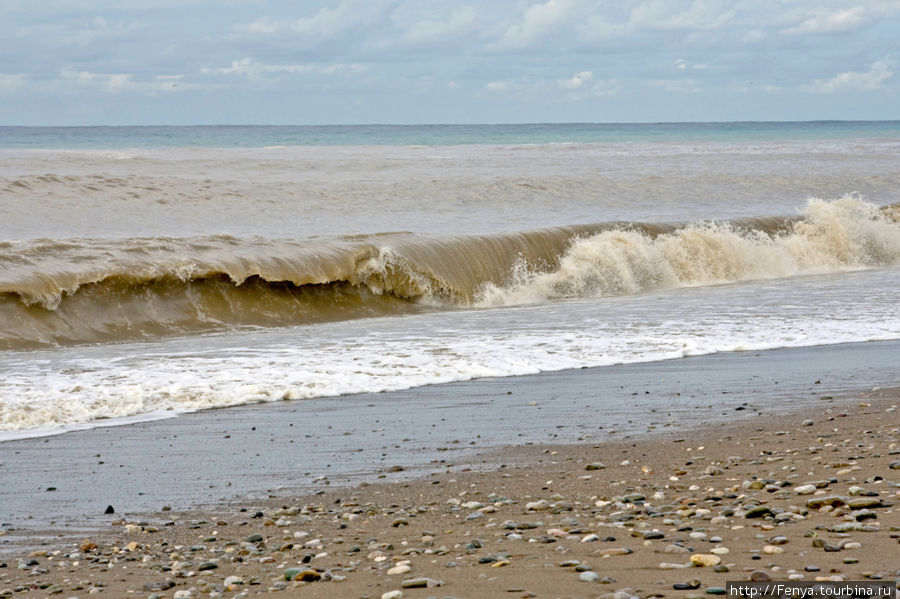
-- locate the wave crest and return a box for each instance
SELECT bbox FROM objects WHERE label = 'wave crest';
[476,196,900,305]
[1,196,897,349]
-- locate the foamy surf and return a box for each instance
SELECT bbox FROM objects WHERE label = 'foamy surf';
[1,263,898,437]
[477,197,900,305]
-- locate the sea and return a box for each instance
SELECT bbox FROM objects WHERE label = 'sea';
[1,122,899,440]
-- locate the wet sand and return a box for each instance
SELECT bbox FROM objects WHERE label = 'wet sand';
[1,342,899,597]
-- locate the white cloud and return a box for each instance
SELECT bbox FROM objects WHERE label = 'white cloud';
[208,58,365,80]
[497,0,577,48]
[484,80,510,92]
[742,28,765,43]
[58,68,184,93]
[0,73,25,93]
[15,15,144,47]
[809,58,894,93]
[674,58,707,71]
[403,6,478,44]
[782,7,867,35]
[649,78,702,93]
[558,70,593,90]
[235,0,399,39]
[630,0,735,32]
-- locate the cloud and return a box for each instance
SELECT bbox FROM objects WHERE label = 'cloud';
[629,0,735,32]
[673,58,707,70]
[0,73,25,93]
[497,0,577,48]
[648,78,702,93]
[484,80,510,93]
[558,71,622,99]
[59,68,184,93]
[14,15,144,47]
[558,70,593,90]
[235,0,399,40]
[402,6,478,44]
[207,58,365,80]
[809,58,894,93]
[782,7,867,35]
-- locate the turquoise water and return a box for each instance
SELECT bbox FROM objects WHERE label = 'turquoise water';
[2,121,899,149]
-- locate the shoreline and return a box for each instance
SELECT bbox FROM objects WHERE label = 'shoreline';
[2,341,900,534]
[0,384,897,596]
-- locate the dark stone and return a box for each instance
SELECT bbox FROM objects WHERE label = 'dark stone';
[673,580,701,590]
[104,505,115,514]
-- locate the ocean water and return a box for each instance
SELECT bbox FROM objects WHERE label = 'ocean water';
[1,122,899,439]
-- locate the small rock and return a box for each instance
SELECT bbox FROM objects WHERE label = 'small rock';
[762,545,784,555]
[744,505,772,518]
[143,581,175,592]
[795,484,817,495]
[690,554,721,567]
[673,580,701,590]
[750,571,772,582]
[806,496,847,509]
[381,591,404,599]
[580,571,600,582]
[585,462,606,470]
[598,548,633,557]
[401,577,441,588]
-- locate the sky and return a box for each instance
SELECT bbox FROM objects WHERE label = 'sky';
[1,0,899,125]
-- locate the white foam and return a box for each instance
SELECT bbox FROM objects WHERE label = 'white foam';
[1,265,898,439]
[476,196,900,306]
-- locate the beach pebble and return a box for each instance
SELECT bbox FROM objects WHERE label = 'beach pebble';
[750,571,772,582]
[795,484,817,495]
[381,591,404,599]
[401,577,441,588]
[690,554,721,567]
[762,545,784,555]
[598,548,633,556]
[710,547,729,555]
[744,505,772,518]
[580,571,600,582]
[673,580,701,590]
[387,564,412,576]
[585,462,606,470]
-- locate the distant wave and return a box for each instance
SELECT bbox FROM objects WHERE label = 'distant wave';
[0,196,897,349]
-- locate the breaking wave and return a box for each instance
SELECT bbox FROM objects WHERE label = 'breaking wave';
[1,196,898,349]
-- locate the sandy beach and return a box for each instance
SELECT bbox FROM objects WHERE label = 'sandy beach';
[2,343,899,598]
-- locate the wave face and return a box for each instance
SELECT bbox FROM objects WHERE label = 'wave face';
[1,197,898,349]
